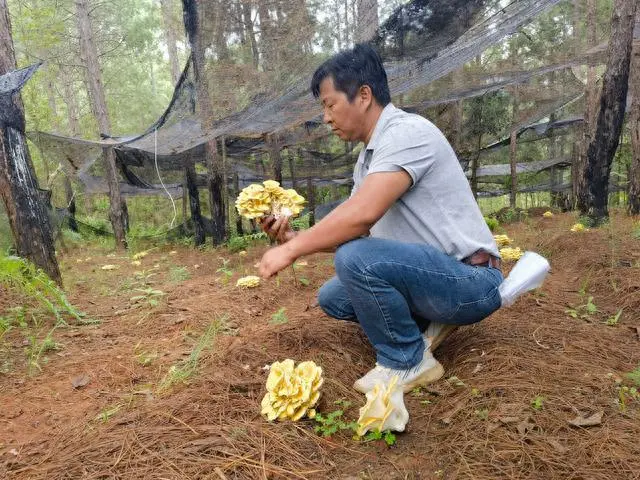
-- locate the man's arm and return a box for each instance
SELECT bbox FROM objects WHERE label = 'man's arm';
[258,170,412,277]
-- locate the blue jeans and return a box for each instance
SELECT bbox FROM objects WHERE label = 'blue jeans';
[317,238,503,370]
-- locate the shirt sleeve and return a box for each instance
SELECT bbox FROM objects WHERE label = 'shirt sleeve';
[366,122,436,187]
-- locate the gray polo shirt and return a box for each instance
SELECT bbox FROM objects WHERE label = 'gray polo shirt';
[352,103,499,260]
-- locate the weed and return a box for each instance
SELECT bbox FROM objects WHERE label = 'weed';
[130,288,165,308]
[632,223,640,240]
[363,429,397,446]
[270,307,288,325]
[158,317,223,391]
[135,350,158,367]
[298,276,310,286]
[227,236,249,253]
[25,327,62,374]
[626,365,640,387]
[169,265,190,283]
[531,395,545,411]
[216,258,234,283]
[333,399,352,409]
[605,309,623,326]
[0,253,84,325]
[313,410,358,437]
[475,408,489,421]
[95,404,122,423]
[470,388,482,397]
[446,376,466,387]
[565,296,598,320]
[484,216,500,232]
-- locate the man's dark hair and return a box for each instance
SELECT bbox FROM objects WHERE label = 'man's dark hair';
[311,44,391,107]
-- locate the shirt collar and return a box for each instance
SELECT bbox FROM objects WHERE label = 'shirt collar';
[365,103,397,151]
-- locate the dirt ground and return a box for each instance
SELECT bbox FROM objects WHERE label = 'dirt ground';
[1,210,639,479]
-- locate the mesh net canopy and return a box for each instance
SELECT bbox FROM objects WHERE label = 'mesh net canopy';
[24,0,633,227]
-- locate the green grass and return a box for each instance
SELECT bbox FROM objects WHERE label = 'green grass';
[0,253,85,325]
[158,316,227,391]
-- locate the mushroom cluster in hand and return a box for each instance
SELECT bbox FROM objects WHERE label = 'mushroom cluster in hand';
[236,180,305,220]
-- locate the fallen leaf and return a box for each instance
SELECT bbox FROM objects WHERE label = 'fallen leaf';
[472,363,483,374]
[568,411,603,427]
[547,439,568,454]
[71,374,91,389]
[516,416,535,436]
[498,416,519,424]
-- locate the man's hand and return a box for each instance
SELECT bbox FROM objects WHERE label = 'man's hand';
[259,215,297,244]
[258,244,296,278]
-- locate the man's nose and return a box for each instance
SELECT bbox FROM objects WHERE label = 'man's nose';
[323,109,331,124]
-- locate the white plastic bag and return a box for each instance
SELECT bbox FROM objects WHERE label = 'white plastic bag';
[499,251,550,307]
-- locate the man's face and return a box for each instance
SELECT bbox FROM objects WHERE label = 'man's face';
[318,76,367,142]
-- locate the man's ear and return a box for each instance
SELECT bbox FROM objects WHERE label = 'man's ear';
[358,84,373,109]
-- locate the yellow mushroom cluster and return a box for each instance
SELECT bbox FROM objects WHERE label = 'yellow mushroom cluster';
[356,376,409,436]
[500,247,523,261]
[261,359,323,421]
[543,211,554,218]
[494,234,512,247]
[236,180,305,220]
[236,275,261,288]
[570,223,586,232]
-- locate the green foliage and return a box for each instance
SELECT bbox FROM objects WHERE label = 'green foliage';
[531,395,545,411]
[226,236,249,253]
[364,429,397,446]
[484,216,499,232]
[565,296,598,320]
[313,410,358,437]
[270,307,288,325]
[216,259,234,283]
[464,91,510,140]
[0,253,84,325]
[130,288,165,308]
[626,366,640,387]
[169,266,190,283]
[159,317,225,391]
[475,408,489,421]
[25,327,62,374]
[605,309,623,326]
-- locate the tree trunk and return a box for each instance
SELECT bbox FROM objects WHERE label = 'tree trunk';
[183,0,226,245]
[61,76,81,229]
[160,0,181,85]
[0,2,61,283]
[257,1,275,70]
[185,161,205,245]
[577,0,637,222]
[289,151,298,191]
[573,0,598,208]
[233,170,243,236]
[221,136,229,236]
[268,135,283,183]
[627,13,640,215]
[470,135,481,200]
[75,0,127,250]
[242,0,259,68]
[356,0,378,43]
[306,176,315,227]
